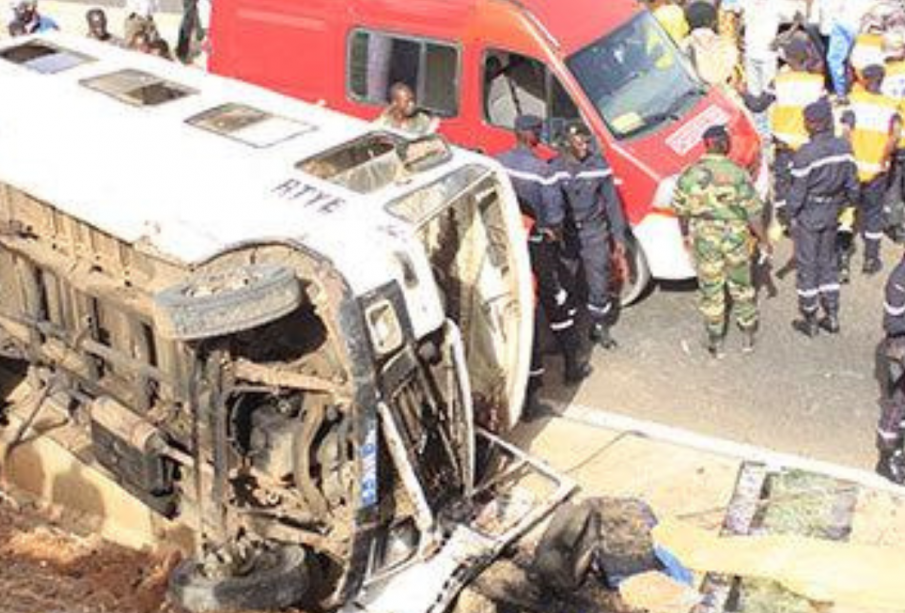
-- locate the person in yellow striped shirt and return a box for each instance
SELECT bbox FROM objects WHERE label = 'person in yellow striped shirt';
[842,64,903,275]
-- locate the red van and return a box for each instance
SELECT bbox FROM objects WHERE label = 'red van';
[208,0,766,302]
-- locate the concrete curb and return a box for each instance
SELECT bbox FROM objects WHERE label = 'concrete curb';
[556,401,905,497]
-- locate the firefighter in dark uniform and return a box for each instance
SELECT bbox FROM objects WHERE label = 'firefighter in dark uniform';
[497,115,592,417]
[551,122,628,349]
[787,99,860,337]
[877,253,905,484]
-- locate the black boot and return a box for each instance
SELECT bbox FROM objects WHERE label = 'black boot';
[563,349,592,385]
[818,312,840,334]
[876,449,905,485]
[863,256,882,276]
[792,312,819,338]
[589,322,618,350]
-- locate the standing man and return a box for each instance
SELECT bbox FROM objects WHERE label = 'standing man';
[672,126,770,357]
[739,38,827,227]
[373,83,439,136]
[843,64,902,276]
[497,115,592,416]
[551,123,628,350]
[786,99,859,337]
[878,252,905,484]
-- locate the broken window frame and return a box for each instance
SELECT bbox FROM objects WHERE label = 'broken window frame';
[0,40,94,74]
[347,28,461,117]
[80,69,197,107]
[186,103,317,148]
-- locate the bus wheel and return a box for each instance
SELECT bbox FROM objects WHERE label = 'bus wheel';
[618,235,651,306]
[152,263,302,341]
[168,544,310,612]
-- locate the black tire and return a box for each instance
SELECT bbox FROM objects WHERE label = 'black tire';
[153,263,302,341]
[530,501,600,593]
[617,235,651,307]
[168,544,310,612]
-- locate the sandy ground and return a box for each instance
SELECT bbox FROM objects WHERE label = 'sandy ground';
[0,489,180,613]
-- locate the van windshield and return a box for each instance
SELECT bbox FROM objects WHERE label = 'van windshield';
[567,12,703,140]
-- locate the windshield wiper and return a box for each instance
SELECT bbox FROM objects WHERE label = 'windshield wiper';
[626,86,706,137]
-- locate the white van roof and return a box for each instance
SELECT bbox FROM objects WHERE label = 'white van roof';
[0,32,498,293]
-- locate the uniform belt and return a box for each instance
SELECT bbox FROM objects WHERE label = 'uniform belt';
[807,195,841,204]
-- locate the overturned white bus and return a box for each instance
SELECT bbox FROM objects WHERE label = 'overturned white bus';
[0,33,569,613]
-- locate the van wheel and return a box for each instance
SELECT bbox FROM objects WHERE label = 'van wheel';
[617,235,651,306]
[153,263,302,340]
[167,544,310,612]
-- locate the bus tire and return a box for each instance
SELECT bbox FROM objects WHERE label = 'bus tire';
[168,544,310,612]
[153,263,302,341]
[618,234,651,306]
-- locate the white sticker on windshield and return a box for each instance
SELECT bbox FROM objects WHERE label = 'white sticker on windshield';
[666,105,730,157]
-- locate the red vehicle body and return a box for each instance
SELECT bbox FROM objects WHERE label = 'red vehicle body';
[208,0,765,301]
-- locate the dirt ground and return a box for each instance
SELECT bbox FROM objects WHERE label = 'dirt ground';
[0,488,181,613]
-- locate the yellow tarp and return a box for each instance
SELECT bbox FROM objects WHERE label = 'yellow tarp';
[653,519,905,611]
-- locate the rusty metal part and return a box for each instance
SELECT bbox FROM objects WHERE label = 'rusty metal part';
[234,358,342,396]
[90,396,166,452]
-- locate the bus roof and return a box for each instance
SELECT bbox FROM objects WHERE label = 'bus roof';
[0,33,498,290]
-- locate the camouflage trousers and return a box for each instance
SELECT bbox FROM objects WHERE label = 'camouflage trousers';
[692,223,758,337]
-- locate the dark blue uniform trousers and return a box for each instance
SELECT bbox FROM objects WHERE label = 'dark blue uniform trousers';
[794,223,840,315]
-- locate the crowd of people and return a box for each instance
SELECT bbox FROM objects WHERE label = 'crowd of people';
[494,0,905,485]
[4,0,208,63]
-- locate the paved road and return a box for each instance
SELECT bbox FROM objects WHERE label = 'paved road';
[543,238,893,472]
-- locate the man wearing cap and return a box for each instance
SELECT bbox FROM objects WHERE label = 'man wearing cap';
[739,36,827,229]
[550,123,628,350]
[786,99,859,337]
[842,64,902,275]
[7,0,56,35]
[497,115,592,418]
[876,251,905,484]
[672,125,770,357]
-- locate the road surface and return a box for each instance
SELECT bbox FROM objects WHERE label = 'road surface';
[543,238,892,471]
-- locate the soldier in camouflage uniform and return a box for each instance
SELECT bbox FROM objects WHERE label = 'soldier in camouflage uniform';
[672,125,771,357]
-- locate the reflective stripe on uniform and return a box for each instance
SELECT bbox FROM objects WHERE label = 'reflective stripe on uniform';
[851,34,885,74]
[771,70,825,150]
[587,302,612,316]
[549,318,574,331]
[850,90,900,181]
[789,153,856,178]
[505,168,560,186]
[797,288,820,298]
[575,169,613,180]
[865,231,885,240]
[885,301,905,316]
[819,283,840,293]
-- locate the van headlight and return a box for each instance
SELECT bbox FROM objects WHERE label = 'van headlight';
[365,299,403,356]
